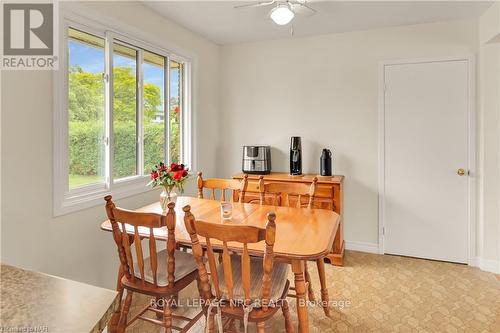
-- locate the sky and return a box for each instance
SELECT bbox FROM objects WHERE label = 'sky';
[69,40,180,110]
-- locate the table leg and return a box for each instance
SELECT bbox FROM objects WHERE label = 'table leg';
[292,260,309,333]
[109,264,124,333]
[316,258,330,317]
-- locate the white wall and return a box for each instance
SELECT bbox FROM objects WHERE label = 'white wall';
[219,19,479,249]
[0,1,220,289]
[478,3,500,272]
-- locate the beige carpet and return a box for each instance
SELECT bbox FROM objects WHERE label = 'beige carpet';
[125,251,500,333]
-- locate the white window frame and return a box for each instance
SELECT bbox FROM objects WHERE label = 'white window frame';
[53,10,192,216]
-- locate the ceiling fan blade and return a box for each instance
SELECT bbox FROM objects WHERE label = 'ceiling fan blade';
[290,0,317,14]
[234,0,276,9]
[291,2,317,17]
[299,3,317,13]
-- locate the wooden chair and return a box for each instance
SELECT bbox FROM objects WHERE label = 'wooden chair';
[183,205,294,333]
[258,177,319,208]
[258,176,332,317]
[197,172,248,202]
[104,196,204,333]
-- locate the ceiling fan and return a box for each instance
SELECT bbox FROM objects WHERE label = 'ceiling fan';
[234,0,317,26]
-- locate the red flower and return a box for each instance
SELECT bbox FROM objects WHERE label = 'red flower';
[159,164,168,172]
[151,171,159,180]
[173,170,184,180]
[182,170,188,177]
[174,106,180,114]
[170,163,182,172]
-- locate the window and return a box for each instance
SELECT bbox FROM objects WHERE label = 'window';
[67,28,106,189]
[169,60,183,164]
[112,42,138,180]
[55,19,191,215]
[143,51,165,174]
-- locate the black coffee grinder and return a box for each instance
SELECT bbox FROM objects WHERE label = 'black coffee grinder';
[290,136,302,175]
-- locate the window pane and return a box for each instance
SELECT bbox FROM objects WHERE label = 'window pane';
[143,51,165,174]
[68,28,105,189]
[169,60,182,164]
[113,42,138,179]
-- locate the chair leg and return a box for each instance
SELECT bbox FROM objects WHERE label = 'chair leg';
[304,261,316,302]
[155,296,164,320]
[316,258,330,317]
[163,298,173,333]
[207,311,215,333]
[256,321,266,333]
[117,290,133,333]
[281,299,294,333]
[109,293,122,333]
[109,265,125,333]
[172,292,179,309]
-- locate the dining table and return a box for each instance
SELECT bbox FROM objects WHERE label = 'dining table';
[101,196,340,333]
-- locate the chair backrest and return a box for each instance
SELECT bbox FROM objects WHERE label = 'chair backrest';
[259,176,319,208]
[183,205,276,310]
[197,172,248,203]
[104,195,177,288]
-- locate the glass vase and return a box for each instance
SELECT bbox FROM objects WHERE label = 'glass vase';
[160,186,177,213]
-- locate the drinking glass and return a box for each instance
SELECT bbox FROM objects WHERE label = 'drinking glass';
[220,202,232,220]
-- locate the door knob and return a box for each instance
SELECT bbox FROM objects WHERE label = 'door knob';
[457,168,466,176]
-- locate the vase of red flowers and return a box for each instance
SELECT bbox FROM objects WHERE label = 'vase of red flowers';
[148,162,190,213]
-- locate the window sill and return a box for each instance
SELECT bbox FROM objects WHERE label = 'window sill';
[54,176,155,217]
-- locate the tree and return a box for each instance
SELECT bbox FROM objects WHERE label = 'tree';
[112,66,137,121]
[68,64,175,180]
[144,83,161,119]
[69,65,162,122]
[68,66,104,122]
[169,98,181,163]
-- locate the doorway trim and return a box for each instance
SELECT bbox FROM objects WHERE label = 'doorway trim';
[377,56,476,266]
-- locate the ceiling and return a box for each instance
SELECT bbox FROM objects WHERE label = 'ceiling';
[142,1,493,45]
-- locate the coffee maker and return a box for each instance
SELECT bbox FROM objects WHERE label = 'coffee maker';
[289,136,302,175]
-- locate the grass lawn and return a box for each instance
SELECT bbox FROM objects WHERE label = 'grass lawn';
[69,174,102,188]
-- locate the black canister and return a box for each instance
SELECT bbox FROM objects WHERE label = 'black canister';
[290,137,302,175]
[320,149,332,176]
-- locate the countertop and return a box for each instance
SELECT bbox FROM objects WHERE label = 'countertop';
[0,264,119,333]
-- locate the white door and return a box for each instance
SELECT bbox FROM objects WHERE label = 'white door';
[382,59,470,263]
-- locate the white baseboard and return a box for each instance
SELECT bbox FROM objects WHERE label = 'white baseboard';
[345,240,380,254]
[474,256,500,274]
[344,242,499,274]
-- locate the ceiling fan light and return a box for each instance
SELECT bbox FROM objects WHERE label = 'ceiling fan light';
[270,5,295,25]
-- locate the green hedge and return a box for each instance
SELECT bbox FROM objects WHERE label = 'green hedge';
[69,121,105,176]
[144,123,165,174]
[69,121,165,177]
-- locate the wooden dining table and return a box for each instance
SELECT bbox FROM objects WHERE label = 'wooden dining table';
[101,196,340,333]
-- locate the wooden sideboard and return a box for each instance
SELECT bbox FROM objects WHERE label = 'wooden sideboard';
[233,172,345,266]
